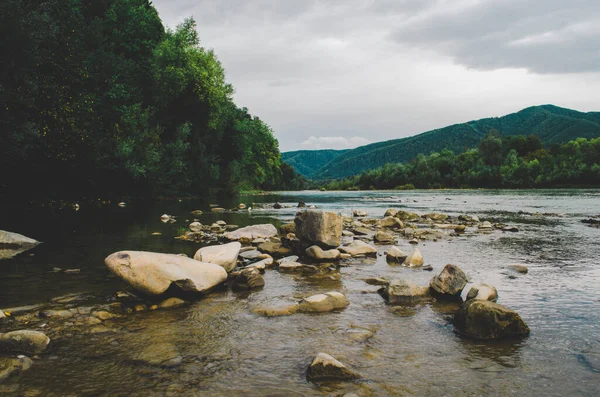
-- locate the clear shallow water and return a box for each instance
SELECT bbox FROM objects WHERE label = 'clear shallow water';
[1,190,599,396]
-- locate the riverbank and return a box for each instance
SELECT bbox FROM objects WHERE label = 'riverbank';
[1,190,599,395]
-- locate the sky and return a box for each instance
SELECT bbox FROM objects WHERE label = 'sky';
[152,0,600,152]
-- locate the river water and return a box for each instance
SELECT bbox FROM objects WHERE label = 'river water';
[1,189,599,396]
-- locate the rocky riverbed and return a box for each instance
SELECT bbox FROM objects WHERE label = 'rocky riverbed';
[0,189,599,396]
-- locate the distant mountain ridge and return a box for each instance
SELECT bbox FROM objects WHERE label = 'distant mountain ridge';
[281,149,349,178]
[283,105,600,179]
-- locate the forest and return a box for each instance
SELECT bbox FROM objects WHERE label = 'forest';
[0,0,306,203]
[320,133,600,190]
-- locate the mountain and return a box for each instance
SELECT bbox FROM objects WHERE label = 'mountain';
[282,149,349,178]
[289,105,600,180]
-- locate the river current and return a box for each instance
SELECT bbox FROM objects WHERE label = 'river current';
[0,189,599,396]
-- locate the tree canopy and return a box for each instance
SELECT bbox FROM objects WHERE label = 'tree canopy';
[0,0,305,202]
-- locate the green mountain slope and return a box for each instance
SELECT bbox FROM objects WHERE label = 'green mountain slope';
[282,149,349,178]
[310,105,600,179]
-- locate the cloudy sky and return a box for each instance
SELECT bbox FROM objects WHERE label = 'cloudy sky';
[152,0,600,152]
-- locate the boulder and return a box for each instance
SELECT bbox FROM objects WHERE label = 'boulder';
[257,241,292,256]
[0,330,50,355]
[189,222,203,233]
[425,213,448,221]
[453,300,530,340]
[211,207,226,213]
[405,248,424,267]
[339,240,377,257]
[239,249,262,260]
[384,209,398,217]
[386,246,408,263]
[307,353,360,382]
[380,279,430,303]
[394,211,421,221]
[105,251,227,296]
[238,203,246,209]
[277,255,299,266]
[0,355,33,382]
[466,283,498,302]
[280,223,295,234]
[224,224,278,241]
[298,292,349,313]
[0,230,39,247]
[352,227,371,236]
[305,245,341,262]
[0,230,40,259]
[294,210,342,249]
[231,267,265,289]
[429,264,468,300]
[374,231,395,244]
[381,216,403,229]
[190,209,203,216]
[193,242,241,273]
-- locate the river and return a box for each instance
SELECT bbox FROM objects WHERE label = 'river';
[1,189,599,396]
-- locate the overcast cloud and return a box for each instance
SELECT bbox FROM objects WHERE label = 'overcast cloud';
[152,0,600,151]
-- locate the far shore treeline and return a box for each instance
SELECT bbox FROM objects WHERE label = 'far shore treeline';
[0,0,306,203]
[318,133,600,190]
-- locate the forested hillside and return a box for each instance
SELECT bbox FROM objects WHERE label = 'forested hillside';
[310,105,600,179]
[0,0,304,201]
[282,149,348,178]
[322,134,600,190]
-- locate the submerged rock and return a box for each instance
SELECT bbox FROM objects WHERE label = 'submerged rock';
[339,240,377,257]
[298,292,349,313]
[0,356,33,382]
[453,300,530,340]
[134,342,182,368]
[105,251,227,296]
[294,210,342,249]
[305,245,341,262]
[193,242,241,273]
[429,264,468,300]
[224,224,278,241]
[466,283,498,302]
[307,353,360,382]
[0,330,50,355]
[380,279,430,304]
[257,241,292,256]
[508,264,529,274]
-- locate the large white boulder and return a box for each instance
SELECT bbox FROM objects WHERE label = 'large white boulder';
[193,242,241,272]
[0,230,40,260]
[224,224,278,241]
[105,251,227,296]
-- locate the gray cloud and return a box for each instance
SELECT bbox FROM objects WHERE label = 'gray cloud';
[152,0,600,151]
[390,0,600,74]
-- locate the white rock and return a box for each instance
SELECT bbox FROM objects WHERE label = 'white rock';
[193,242,241,273]
[105,251,227,295]
[189,222,203,233]
[224,224,278,241]
[386,246,408,263]
[339,240,377,257]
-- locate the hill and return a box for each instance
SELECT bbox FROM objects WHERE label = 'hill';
[282,149,349,178]
[296,105,600,179]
